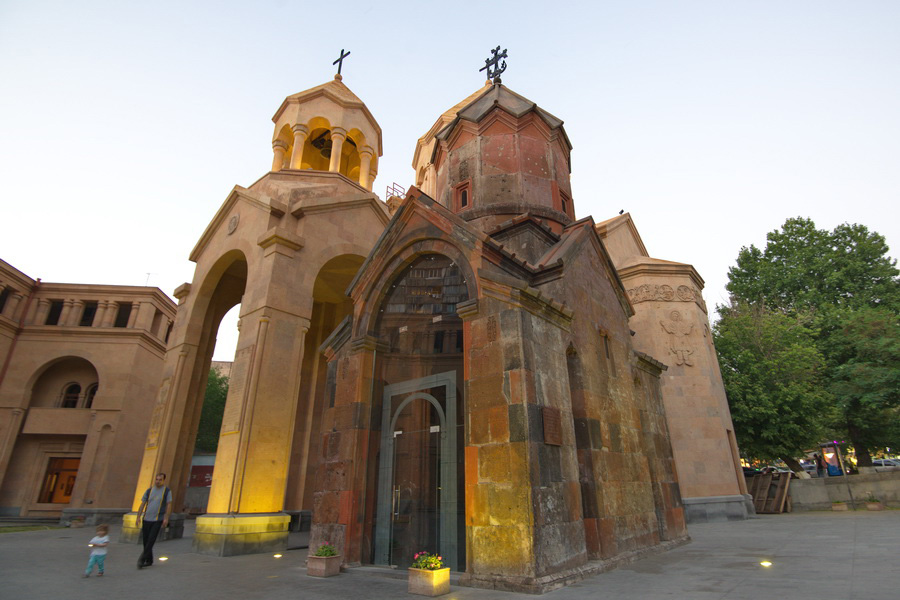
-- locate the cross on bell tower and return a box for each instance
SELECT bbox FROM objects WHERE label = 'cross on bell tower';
[333,49,351,78]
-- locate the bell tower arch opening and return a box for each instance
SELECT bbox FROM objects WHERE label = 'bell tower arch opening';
[284,253,367,516]
[170,252,248,516]
[270,75,382,189]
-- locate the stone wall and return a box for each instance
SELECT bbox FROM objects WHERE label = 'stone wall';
[788,471,900,510]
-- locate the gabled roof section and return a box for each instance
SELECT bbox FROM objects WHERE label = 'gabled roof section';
[189,186,269,262]
[433,84,572,151]
[594,212,649,264]
[536,216,635,318]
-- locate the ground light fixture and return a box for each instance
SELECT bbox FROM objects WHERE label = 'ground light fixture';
[158,556,169,562]
[760,560,773,567]
[273,554,283,558]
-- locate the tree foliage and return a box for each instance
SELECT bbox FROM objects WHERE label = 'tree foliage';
[826,307,900,454]
[196,368,229,453]
[713,303,832,462]
[719,217,899,465]
[726,218,899,312]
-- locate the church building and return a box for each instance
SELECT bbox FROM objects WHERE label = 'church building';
[119,56,747,593]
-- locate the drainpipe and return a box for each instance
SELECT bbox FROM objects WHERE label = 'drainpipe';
[0,278,40,389]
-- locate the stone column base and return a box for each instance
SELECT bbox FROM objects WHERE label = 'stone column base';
[683,494,755,523]
[118,512,186,543]
[192,513,290,556]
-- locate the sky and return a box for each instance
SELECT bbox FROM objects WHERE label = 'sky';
[1,1,898,361]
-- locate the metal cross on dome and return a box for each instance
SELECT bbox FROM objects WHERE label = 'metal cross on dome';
[333,49,350,75]
[479,46,508,84]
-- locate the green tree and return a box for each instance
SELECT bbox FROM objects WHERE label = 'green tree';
[726,218,899,312]
[826,307,900,460]
[196,368,228,452]
[713,302,833,466]
[722,217,899,465]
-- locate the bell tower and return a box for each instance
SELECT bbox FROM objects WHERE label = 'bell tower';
[270,73,382,190]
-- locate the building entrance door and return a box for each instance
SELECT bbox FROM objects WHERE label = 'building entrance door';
[38,457,80,504]
[375,372,458,570]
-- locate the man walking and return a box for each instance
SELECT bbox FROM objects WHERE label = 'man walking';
[136,472,172,569]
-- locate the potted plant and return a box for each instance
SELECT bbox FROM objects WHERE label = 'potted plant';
[408,551,450,596]
[865,492,884,511]
[832,500,848,511]
[307,542,341,577]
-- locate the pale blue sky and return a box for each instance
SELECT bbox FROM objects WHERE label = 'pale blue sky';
[2,1,898,360]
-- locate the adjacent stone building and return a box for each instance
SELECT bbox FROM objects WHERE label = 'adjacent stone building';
[0,259,175,522]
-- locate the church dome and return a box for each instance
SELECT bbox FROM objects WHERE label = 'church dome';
[269,75,382,190]
[413,83,574,234]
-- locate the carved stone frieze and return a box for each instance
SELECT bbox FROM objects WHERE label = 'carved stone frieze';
[626,283,707,312]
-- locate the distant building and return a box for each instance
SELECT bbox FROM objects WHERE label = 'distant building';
[0,259,175,522]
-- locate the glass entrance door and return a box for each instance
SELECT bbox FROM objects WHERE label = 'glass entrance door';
[375,372,458,570]
[38,457,80,504]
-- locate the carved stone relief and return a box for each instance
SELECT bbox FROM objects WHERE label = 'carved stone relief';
[659,310,695,367]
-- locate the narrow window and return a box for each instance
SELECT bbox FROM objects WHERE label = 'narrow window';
[326,362,337,408]
[46,300,64,325]
[559,190,571,216]
[79,301,98,326]
[113,303,132,327]
[85,384,98,409]
[454,181,471,211]
[0,287,9,314]
[61,384,81,408]
[433,330,445,353]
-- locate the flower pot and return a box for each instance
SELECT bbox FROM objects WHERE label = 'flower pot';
[307,554,342,577]
[408,567,450,596]
[866,502,884,511]
[832,503,848,511]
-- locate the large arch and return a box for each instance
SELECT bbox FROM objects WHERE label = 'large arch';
[28,356,99,409]
[360,252,471,571]
[162,250,249,515]
[352,238,480,340]
[285,253,366,513]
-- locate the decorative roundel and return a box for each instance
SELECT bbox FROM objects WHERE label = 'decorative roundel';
[227,214,240,235]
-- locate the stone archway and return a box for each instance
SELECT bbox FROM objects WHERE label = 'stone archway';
[285,253,366,513]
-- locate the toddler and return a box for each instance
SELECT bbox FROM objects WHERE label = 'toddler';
[84,524,110,577]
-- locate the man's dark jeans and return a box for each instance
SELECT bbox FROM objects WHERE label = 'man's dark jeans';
[139,520,164,566]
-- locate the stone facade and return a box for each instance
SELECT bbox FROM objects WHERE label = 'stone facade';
[306,83,687,593]
[113,76,762,593]
[0,259,175,522]
[596,214,752,522]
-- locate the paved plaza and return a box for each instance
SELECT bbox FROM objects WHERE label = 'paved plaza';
[1,510,896,600]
